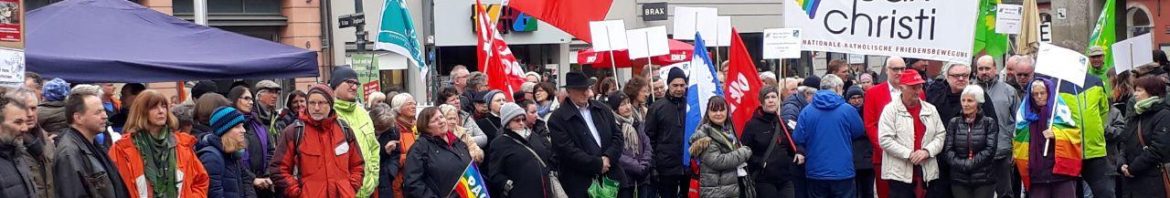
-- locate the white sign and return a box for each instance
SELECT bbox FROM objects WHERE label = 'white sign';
[627,26,670,59]
[996,4,1023,34]
[1112,33,1155,74]
[716,16,732,46]
[1056,8,1067,19]
[783,0,980,63]
[0,48,23,88]
[589,20,629,51]
[1036,43,1088,87]
[672,7,718,43]
[763,28,802,59]
[848,54,866,64]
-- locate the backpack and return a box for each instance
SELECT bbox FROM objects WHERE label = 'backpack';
[286,119,358,178]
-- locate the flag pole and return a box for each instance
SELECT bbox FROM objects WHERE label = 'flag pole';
[1043,80,1062,157]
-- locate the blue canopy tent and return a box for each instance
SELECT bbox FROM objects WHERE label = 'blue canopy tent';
[26,0,319,83]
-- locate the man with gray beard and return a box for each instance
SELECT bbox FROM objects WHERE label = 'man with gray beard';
[0,89,37,197]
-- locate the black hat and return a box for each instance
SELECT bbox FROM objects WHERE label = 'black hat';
[191,81,218,100]
[562,71,595,89]
[802,74,821,89]
[331,66,358,89]
[667,67,687,84]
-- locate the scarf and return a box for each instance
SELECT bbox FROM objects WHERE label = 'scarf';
[1135,96,1162,115]
[133,128,178,198]
[614,112,641,155]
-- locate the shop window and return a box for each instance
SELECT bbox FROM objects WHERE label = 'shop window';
[174,0,280,14]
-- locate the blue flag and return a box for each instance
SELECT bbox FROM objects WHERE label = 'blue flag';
[684,33,724,166]
[375,0,428,78]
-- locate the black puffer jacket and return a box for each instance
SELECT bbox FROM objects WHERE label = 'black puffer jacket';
[740,108,796,182]
[646,95,687,176]
[1119,101,1170,178]
[942,113,999,185]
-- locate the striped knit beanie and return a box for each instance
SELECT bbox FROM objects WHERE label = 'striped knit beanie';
[210,106,246,137]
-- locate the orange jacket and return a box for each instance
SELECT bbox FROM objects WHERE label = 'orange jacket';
[109,131,209,198]
[270,114,364,198]
[391,121,417,198]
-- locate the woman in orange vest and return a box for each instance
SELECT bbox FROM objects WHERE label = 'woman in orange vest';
[109,90,209,198]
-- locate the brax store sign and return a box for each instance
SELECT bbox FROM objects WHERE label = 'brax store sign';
[783,0,979,63]
[642,3,667,21]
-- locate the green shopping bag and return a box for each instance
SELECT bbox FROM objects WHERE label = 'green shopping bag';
[587,176,619,198]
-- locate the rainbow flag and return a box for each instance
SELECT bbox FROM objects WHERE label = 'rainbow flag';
[1013,91,1083,189]
[795,0,821,19]
[451,163,491,198]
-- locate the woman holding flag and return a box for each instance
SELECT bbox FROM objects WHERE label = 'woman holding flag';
[1118,76,1170,198]
[689,96,753,198]
[1014,78,1078,198]
[404,107,473,198]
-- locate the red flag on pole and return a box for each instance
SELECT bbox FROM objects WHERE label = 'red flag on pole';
[509,0,613,43]
[724,28,762,137]
[476,0,525,101]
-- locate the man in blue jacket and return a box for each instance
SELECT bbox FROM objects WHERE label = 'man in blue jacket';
[793,74,866,198]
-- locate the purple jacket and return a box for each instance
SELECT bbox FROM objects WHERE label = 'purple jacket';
[617,113,653,187]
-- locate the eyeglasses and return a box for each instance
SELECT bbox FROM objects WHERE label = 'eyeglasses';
[947,73,970,79]
[344,79,360,85]
[889,67,907,72]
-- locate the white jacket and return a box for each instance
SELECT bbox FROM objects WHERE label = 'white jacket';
[878,99,947,184]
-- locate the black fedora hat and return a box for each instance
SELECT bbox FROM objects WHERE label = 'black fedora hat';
[562,71,595,89]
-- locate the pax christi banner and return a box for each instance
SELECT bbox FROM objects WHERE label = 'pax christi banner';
[450,163,491,198]
[783,0,980,63]
[724,28,761,137]
[476,0,526,101]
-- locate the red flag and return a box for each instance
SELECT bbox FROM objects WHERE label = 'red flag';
[724,28,762,137]
[476,0,526,101]
[509,0,613,43]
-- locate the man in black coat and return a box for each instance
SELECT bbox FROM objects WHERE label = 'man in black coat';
[645,67,689,198]
[52,85,129,198]
[548,71,626,198]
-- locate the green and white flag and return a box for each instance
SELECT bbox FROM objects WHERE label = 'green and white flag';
[1087,0,1115,91]
[375,0,427,78]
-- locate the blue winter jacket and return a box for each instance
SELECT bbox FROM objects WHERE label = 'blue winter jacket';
[781,93,810,127]
[197,133,257,198]
[792,90,865,180]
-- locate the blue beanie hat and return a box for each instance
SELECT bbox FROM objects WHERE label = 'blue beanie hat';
[42,78,70,102]
[210,107,246,137]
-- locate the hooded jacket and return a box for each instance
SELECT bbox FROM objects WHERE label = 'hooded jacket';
[198,133,258,198]
[646,93,688,176]
[37,100,68,135]
[1054,75,1109,160]
[108,131,210,198]
[689,123,751,198]
[942,113,999,185]
[793,90,865,180]
[781,93,810,126]
[268,113,365,198]
[334,99,381,198]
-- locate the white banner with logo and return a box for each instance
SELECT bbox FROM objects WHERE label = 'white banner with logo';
[783,0,979,63]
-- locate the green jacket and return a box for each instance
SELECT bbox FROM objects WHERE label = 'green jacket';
[1056,74,1110,159]
[334,99,380,198]
[1088,65,1112,95]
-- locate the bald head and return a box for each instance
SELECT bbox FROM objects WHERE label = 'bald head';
[885,56,907,85]
[975,55,998,83]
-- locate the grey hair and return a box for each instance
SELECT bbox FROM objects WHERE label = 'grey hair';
[976,55,997,69]
[759,72,777,81]
[521,82,537,93]
[68,84,103,99]
[1017,55,1036,69]
[944,62,972,76]
[819,74,844,92]
[797,86,818,96]
[368,103,394,131]
[171,103,195,128]
[5,88,35,102]
[962,84,986,103]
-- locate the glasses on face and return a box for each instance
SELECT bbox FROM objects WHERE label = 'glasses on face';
[1015,73,1033,77]
[344,79,360,86]
[241,96,254,101]
[308,100,329,107]
[948,73,970,79]
[889,67,906,72]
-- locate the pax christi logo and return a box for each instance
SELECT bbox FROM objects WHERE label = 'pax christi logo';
[795,0,822,19]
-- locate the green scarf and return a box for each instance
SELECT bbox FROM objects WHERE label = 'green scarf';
[1135,96,1163,115]
[133,128,178,198]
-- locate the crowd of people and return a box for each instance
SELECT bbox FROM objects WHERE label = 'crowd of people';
[3,49,1170,198]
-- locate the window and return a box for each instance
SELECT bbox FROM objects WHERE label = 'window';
[1127,7,1153,37]
[173,0,280,14]
[26,0,63,11]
